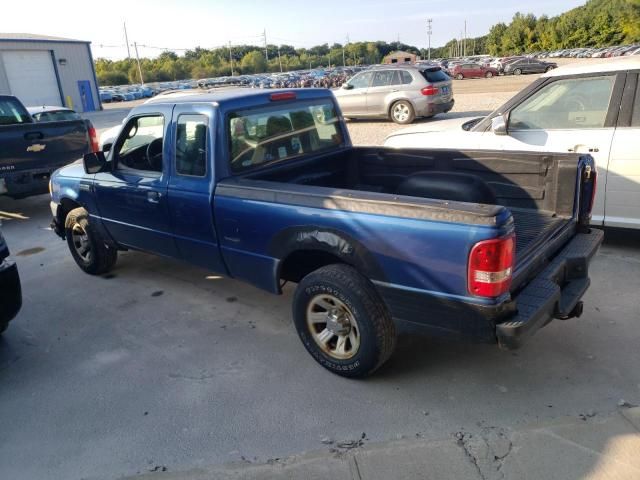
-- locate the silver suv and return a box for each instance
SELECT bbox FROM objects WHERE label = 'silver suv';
[333,65,454,124]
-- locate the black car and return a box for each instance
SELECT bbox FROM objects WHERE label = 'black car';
[503,58,557,75]
[0,228,21,333]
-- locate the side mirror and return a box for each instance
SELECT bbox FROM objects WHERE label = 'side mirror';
[342,83,353,90]
[103,142,112,153]
[83,151,108,174]
[491,115,508,136]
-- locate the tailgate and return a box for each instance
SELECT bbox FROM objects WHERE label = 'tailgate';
[0,120,89,173]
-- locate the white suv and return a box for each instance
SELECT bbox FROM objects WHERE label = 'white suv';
[384,57,640,230]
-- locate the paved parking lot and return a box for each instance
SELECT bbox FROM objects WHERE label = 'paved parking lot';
[1,62,639,480]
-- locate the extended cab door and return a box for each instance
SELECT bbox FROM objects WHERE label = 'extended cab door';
[604,72,640,228]
[93,107,178,256]
[499,73,623,224]
[166,105,227,272]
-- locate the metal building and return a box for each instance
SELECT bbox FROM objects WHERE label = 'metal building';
[0,33,101,112]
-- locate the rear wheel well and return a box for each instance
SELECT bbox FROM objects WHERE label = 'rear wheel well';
[279,250,346,285]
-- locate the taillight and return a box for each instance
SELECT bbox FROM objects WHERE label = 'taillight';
[88,124,99,153]
[421,85,439,96]
[468,235,515,297]
[270,92,297,101]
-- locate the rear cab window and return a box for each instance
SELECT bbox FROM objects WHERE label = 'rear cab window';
[228,98,344,173]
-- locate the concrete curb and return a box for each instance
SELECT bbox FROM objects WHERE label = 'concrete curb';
[123,407,640,480]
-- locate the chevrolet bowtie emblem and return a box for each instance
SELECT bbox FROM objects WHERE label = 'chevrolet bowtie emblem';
[27,143,46,152]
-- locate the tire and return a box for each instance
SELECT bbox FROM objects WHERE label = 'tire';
[65,207,117,275]
[390,100,415,125]
[485,71,493,78]
[545,66,553,73]
[513,68,522,75]
[292,264,396,378]
[455,73,464,80]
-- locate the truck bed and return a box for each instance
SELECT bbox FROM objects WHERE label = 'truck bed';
[239,146,581,265]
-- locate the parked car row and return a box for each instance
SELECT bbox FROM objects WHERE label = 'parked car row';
[537,45,640,58]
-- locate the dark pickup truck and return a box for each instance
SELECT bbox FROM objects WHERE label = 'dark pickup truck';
[0,95,98,198]
[0,227,21,333]
[49,88,602,377]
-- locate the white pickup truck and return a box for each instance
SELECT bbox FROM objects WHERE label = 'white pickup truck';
[385,57,640,230]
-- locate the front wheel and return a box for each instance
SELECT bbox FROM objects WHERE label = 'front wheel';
[513,68,522,75]
[292,264,396,378]
[455,73,464,80]
[65,207,117,275]
[390,100,415,124]
[485,71,493,78]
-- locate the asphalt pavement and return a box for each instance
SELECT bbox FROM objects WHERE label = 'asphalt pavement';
[0,192,639,480]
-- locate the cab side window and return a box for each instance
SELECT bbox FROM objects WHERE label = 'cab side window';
[115,115,165,173]
[509,75,615,130]
[176,114,207,177]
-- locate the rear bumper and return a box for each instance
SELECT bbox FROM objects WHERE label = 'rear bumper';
[375,229,603,347]
[496,228,604,349]
[416,98,454,117]
[1,168,53,198]
[0,259,22,325]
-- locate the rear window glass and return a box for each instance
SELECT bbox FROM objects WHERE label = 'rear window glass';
[228,99,344,173]
[421,69,449,83]
[0,98,30,125]
[33,110,81,122]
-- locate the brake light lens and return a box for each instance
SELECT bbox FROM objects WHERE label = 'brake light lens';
[270,92,297,101]
[88,124,99,153]
[421,85,439,96]
[468,235,515,297]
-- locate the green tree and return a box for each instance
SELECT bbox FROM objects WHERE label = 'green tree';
[240,50,267,74]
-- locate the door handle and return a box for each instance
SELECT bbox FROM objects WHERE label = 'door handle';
[147,191,161,204]
[390,89,399,92]
[24,131,44,141]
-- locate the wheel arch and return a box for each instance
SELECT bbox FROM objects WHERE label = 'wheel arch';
[270,227,387,293]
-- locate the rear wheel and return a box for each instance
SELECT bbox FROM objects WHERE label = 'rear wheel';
[390,100,415,124]
[65,207,117,275]
[485,71,493,78]
[292,264,396,378]
[513,68,522,75]
[455,73,464,80]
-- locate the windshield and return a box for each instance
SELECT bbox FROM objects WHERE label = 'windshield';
[228,99,344,172]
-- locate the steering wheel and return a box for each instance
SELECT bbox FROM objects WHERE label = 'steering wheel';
[562,96,587,112]
[146,137,164,171]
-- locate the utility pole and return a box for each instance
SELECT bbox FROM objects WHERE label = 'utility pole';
[427,18,433,60]
[342,43,346,67]
[277,47,283,72]
[133,41,144,85]
[123,22,131,59]
[464,20,467,57]
[228,41,234,76]
[263,29,269,62]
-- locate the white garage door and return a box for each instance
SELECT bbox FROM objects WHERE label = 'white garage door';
[2,50,62,107]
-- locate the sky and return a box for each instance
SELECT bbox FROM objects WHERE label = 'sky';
[1,0,587,59]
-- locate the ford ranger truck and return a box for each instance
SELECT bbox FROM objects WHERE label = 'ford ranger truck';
[49,88,602,377]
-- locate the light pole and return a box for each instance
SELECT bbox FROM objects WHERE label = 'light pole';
[427,18,433,60]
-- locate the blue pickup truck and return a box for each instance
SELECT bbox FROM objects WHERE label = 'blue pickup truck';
[49,88,602,377]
